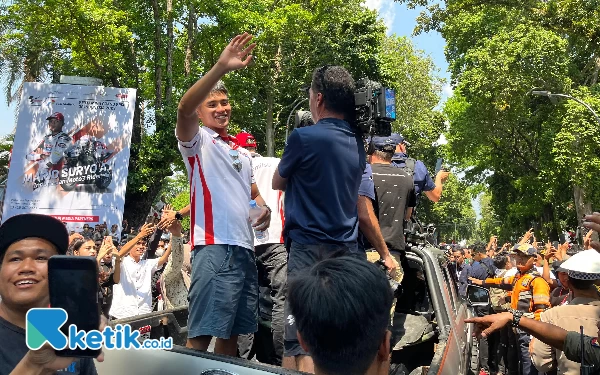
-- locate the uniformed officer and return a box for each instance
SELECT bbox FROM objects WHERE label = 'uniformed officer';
[389,133,450,203]
[466,249,600,373]
[470,244,551,375]
[531,249,600,375]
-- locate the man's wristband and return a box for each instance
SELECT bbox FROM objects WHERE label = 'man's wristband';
[262,204,272,214]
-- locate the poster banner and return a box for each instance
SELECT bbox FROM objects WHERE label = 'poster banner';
[2,82,136,235]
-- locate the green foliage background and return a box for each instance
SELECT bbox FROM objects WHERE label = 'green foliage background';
[1,0,462,231]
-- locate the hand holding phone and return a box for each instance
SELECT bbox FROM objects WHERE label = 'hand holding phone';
[435,158,443,175]
[48,256,100,357]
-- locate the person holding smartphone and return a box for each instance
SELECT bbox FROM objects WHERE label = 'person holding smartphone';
[0,214,103,374]
[95,237,121,318]
[108,222,172,320]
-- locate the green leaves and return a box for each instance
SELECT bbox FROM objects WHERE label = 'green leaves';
[412,0,600,239]
[1,0,445,227]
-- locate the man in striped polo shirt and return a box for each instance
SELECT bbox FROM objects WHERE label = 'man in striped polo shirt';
[175,33,271,357]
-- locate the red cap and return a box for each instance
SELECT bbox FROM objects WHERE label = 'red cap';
[235,132,257,148]
[46,112,64,122]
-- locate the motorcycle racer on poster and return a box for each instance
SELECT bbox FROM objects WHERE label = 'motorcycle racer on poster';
[26,112,72,184]
[60,134,114,191]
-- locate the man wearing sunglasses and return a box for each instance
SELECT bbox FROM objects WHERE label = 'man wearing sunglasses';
[175,33,271,357]
[272,65,366,372]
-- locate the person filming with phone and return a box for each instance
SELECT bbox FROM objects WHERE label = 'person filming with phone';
[390,134,450,204]
[0,214,103,375]
[108,221,173,320]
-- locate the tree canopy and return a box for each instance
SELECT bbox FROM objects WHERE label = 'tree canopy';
[400,0,600,241]
[1,0,447,228]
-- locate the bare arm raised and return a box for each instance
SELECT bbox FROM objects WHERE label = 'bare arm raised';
[176,33,256,142]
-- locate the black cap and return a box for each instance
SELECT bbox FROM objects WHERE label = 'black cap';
[0,214,69,259]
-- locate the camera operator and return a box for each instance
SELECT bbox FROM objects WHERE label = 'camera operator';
[0,214,102,374]
[366,135,417,310]
[390,133,450,203]
[272,65,366,372]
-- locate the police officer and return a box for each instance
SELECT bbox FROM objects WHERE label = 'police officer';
[531,249,600,375]
[466,249,600,374]
[390,133,450,203]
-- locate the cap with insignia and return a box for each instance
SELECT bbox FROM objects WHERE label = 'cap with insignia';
[512,243,537,256]
[560,249,600,280]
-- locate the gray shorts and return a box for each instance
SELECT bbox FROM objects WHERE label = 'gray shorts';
[283,240,364,357]
[188,244,258,339]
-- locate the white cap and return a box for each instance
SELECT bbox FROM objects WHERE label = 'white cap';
[560,249,600,280]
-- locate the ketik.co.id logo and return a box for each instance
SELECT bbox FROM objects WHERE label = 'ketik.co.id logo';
[26,308,173,350]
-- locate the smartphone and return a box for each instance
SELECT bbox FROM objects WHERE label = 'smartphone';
[434,158,443,175]
[552,241,559,249]
[146,215,154,224]
[48,256,100,357]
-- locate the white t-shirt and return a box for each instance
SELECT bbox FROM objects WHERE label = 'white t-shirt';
[252,156,284,245]
[504,267,518,278]
[536,266,556,279]
[155,201,166,214]
[178,127,255,250]
[109,257,160,319]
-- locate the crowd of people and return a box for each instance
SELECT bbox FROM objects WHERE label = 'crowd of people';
[446,227,600,375]
[1,31,600,375]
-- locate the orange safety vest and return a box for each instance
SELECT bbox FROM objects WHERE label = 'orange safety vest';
[510,270,550,320]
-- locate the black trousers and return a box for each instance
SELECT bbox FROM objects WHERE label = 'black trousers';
[238,243,287,365]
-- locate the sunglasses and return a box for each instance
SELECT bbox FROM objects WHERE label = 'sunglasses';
[229,149,242,172]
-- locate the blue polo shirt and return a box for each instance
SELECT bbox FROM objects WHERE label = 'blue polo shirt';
[278,118,366,245]
[391,152,436,199]
[459,257,497,297]
[359,164,375,200]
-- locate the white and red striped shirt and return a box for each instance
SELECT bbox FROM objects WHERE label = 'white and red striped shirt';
[252,156,284,245]
[178,127,255,250]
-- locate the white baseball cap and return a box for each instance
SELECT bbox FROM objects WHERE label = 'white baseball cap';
[560,249,600,280]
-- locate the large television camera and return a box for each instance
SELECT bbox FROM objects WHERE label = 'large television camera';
[294,79,396,136]
[354,78,396,136]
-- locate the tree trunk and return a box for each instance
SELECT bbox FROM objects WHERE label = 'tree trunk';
[165,0,174,105]
[265,44,282,157]
[151,0,162,109]
[184,4,196,78]
[543,203,559,241]
[266,91,274,156]
[573,184,593,242]
[589,56,600,86]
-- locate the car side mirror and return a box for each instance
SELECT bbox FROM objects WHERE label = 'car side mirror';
[466,285,490,307]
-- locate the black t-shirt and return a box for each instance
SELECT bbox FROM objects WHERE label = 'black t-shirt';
[371,163,416,252]
[0,316,97,375]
